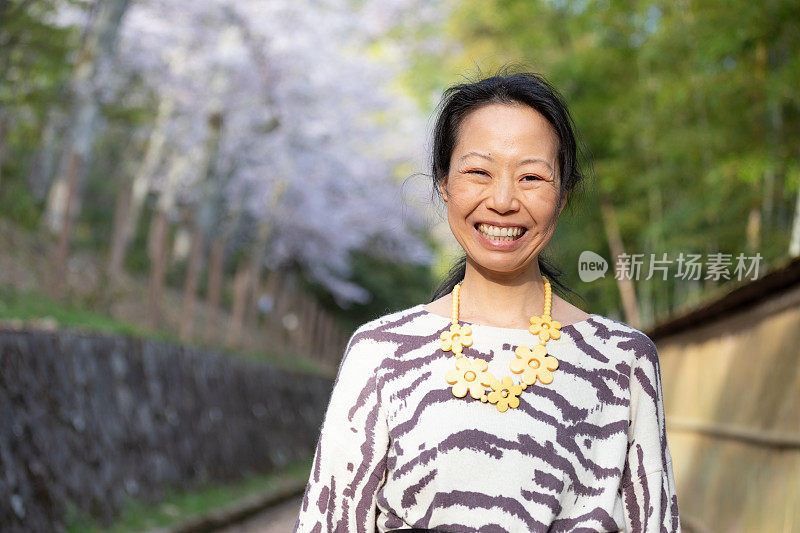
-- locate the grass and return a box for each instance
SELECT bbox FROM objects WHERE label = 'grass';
[0,283,335,377]
[0,283,155,338]
[224,344,333,377]
[65,458,312,533]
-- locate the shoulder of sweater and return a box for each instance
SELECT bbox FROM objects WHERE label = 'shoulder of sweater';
[348,305,432,352]
[348,303,426,341]
[337,305,425,374]
[584,313,660,364]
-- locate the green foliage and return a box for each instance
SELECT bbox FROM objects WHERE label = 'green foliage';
[0,174,41,230]
[0,0,78,110]
[347,246,437,324]
[0,0,79,226]
[407,0,800,323]
[123,198,156,275]
[301,235,440,332]
[0,282,153,337]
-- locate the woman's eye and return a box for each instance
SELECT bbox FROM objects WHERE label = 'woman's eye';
[467,169,489,176]
[523,175,543,181]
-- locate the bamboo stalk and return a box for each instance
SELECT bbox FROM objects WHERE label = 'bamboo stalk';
[668,417,800,449]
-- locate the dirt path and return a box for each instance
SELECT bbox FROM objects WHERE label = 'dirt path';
[216,496,302,533]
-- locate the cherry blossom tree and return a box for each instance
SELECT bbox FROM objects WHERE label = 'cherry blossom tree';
[43,0,442,334]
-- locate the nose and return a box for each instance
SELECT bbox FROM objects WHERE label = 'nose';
[485,177,519,213]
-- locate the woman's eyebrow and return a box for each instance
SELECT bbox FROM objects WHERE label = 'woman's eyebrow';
[518,157,554,172]
[458,151,493,162]
[459,151,555,172]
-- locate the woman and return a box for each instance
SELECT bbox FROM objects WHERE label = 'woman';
[294,71,680,532]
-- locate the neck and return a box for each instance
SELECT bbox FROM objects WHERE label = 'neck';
[458,257,549,328]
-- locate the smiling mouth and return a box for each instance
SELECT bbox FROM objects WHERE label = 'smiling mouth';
[474,223,527,241]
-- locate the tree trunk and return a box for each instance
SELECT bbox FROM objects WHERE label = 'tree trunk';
[763,98,782,238]
[50,152,82,299]
[0,110,6,191]
[243,219,271,336]
[271,270,293,353]
[318,309,332,363]
[243,272,268,353]
[227,260,251,348]
[26,108,65,200]
[179,221,204,342]
[106,168,133,282]
[42,0,131,226]
[308,299,322,359]
[746,206,761,253]
[214,178,287,346]
[599,194,641,329]
[147,209,169,329]
[204,235,225,344]
[263,270,283,333]
[322,315,336,364]
[107,98,173,281]
[176,110,223,344]
[43,0,131,297]
[241,182,288,337]
[789,183,800,257]
[145,154,187,329]
[298,293,314,356]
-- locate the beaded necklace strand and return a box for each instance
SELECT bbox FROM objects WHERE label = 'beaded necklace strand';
[441,275,562,412]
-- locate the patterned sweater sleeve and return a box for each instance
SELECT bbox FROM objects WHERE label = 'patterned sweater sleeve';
[294,326,390,533]
[620,333,681,532]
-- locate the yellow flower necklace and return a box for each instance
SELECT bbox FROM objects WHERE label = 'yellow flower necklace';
[442,275,561,413]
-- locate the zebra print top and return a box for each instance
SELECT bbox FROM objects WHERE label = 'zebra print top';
[294,303,680,532]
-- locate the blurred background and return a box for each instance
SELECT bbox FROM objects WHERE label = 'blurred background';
[0,0,798,531]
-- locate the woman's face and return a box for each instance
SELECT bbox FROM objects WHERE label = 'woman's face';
[440,103,566,277]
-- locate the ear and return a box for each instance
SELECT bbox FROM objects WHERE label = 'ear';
[439,178,449,202]
[557,190,568,217]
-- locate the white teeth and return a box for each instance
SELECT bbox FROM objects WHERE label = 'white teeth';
[477,223,525,240]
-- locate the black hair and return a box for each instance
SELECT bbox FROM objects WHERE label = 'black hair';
[429,67,590,305]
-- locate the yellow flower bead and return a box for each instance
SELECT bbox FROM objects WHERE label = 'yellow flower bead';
[440,323,473,355]
[510,344,559,385]
[529,315,562,342]
[445,357,494,399]
[487,376,523,412]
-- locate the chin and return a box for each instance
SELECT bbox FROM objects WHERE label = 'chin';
[470,256,530,275]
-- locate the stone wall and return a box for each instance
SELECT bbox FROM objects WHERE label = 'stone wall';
[0,329,334,532]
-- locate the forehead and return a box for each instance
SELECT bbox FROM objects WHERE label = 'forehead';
[454,103,559,162]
